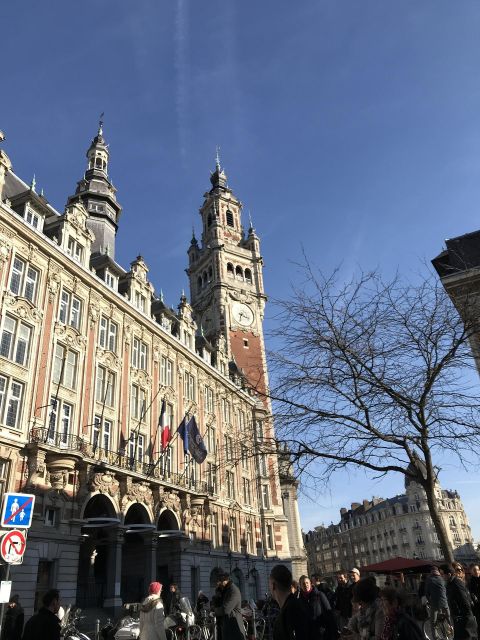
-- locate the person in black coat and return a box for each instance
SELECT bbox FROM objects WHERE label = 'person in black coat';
[165,583,182,616]
[440,563,477,640]
[299,575,337,640]
[218,573,246,640]
[468,564,480,630]
[2,595,24,640]
[21,589,61,640]
[269,564,308,640]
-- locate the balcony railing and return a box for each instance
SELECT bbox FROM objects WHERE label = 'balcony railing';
[29,427,210,494]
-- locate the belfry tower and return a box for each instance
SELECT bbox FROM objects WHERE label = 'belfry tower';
[187,156,268,395]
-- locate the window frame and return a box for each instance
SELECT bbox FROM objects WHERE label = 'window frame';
[0,314,32,366]
[9,256,39,303]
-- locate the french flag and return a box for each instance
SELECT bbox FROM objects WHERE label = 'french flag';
[159,399,171,451]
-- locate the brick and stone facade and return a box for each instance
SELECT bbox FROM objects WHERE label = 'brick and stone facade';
[0,125,300,616]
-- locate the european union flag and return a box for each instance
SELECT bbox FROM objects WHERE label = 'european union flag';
[177,416,189,455]
[186,416,208,464]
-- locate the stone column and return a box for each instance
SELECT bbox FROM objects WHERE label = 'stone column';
[103,529,124,614]
[144,533,159,587]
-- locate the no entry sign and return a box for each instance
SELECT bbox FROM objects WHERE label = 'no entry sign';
[0,530,26,564]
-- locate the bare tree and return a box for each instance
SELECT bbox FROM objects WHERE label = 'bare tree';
[263,263,480,563]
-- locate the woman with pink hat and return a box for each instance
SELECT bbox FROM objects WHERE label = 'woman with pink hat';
[139,582,167,640]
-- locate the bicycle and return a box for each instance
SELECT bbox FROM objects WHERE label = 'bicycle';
[422,604,453,640]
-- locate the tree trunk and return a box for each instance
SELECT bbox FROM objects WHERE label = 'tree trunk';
[424,481,454,564]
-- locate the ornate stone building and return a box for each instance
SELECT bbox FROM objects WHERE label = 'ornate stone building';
[0,124,302,615]
[304,470,476,579]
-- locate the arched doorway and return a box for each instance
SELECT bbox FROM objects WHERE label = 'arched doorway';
[77,494,118,608]
[122,503,151,603]
[247,568,260,602]
[156,509,181,590]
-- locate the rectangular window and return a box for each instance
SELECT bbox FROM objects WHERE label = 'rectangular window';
[237,409,246,433]
[98,317,118,353]
[226,470,235,499]
[159,446,172,477]
[261,484,270,509]
[243,478,251,505]
[224,435,234,462]
[95,366,115,406]
[160,356,173,386]
[229,516,237,551]
[184,373,196,401]
[93,415,112,452]
[67,237,84,263]
[266,524,274,550]
[258,454,267,477]
[59,289,82,330]
[128,433,145,464]
[255,420,264,442]
[207,462,217,494]
[105,271,117,289]
[207,425,216,456]
[52,345,78,389]
[134,291,146,313]
[25,207,41,229]
[246,520,253,554]
[0,315,32,366]
[0,460,8,506]
[222,399,231,424]
[9,257,39,303]
[241,445,249,471]
[204,386,214,414]
[130,385,146,420]
[48,397,73,446]
[0,376,23,429]
[132,337,148,370]
[210,512,218,548]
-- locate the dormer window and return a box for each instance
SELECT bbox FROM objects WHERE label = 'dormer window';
[105,271,117,290]
[226,210,234,227]
[67,237,84,264]
[134,291,146,313]
[25,207,42,230]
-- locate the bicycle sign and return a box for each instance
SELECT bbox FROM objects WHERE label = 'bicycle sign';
[0,530,26,564]
[1,493,35,529]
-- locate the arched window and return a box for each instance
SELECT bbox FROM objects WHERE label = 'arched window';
[208,267,213,281]
[226,210,234,227]
[202,272,208,287]
[235,266,243,280]
[197,276,202,291]
[227,263,234,278]
[95,157,102,168]
[207,214,213,228]
[244,268,252,283]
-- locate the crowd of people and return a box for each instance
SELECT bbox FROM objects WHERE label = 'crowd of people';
[268,561,480,640]
[3,560,480,640]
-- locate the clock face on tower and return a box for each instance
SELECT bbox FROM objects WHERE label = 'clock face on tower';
[232,302,254,327]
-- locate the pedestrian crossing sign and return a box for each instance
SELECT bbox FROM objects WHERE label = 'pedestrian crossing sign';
[1,494,35,529]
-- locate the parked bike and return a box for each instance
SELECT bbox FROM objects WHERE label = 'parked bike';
[62,607,92,640]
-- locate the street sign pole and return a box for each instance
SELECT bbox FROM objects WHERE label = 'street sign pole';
[0,563,11,636]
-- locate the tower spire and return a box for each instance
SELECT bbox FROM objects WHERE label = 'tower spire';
[210,146,228,190]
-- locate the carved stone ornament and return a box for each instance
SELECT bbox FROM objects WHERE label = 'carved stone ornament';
[96,347,120,370]
[47,469,68,491]
[26,447,46,488]
[3,290,42,323]
[87,470,120,497]
[159,489,180,513]
[47,270,61,302]
[54,322,87,349]
[0,240,11,264]
[130,368,151,387]
[121,478,153,508]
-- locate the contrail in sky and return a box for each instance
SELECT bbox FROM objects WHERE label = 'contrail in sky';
[175,0,189,163]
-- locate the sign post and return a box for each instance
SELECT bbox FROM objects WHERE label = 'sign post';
[0,493,34,636]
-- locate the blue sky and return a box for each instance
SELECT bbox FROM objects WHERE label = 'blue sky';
[2,2,480,539]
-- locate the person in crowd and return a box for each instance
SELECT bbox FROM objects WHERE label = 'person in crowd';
[347,577,384,640]
[217,573,246,639]
[299,574,337,640]
[425,565,451,640]
[440,563,477,640]
[335,573,352,632]
[165,583,182,615]
[317,579,336,608]
[453,564,467,583]
[139,582,166,640]
[2,595,24,640]
[468,564,480,629]
[291,580,299,596]
[418,574,427,599]
[269,564,308,640]
[211,579,225,640]
[21,589,61,640]
[379,587,424,640]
